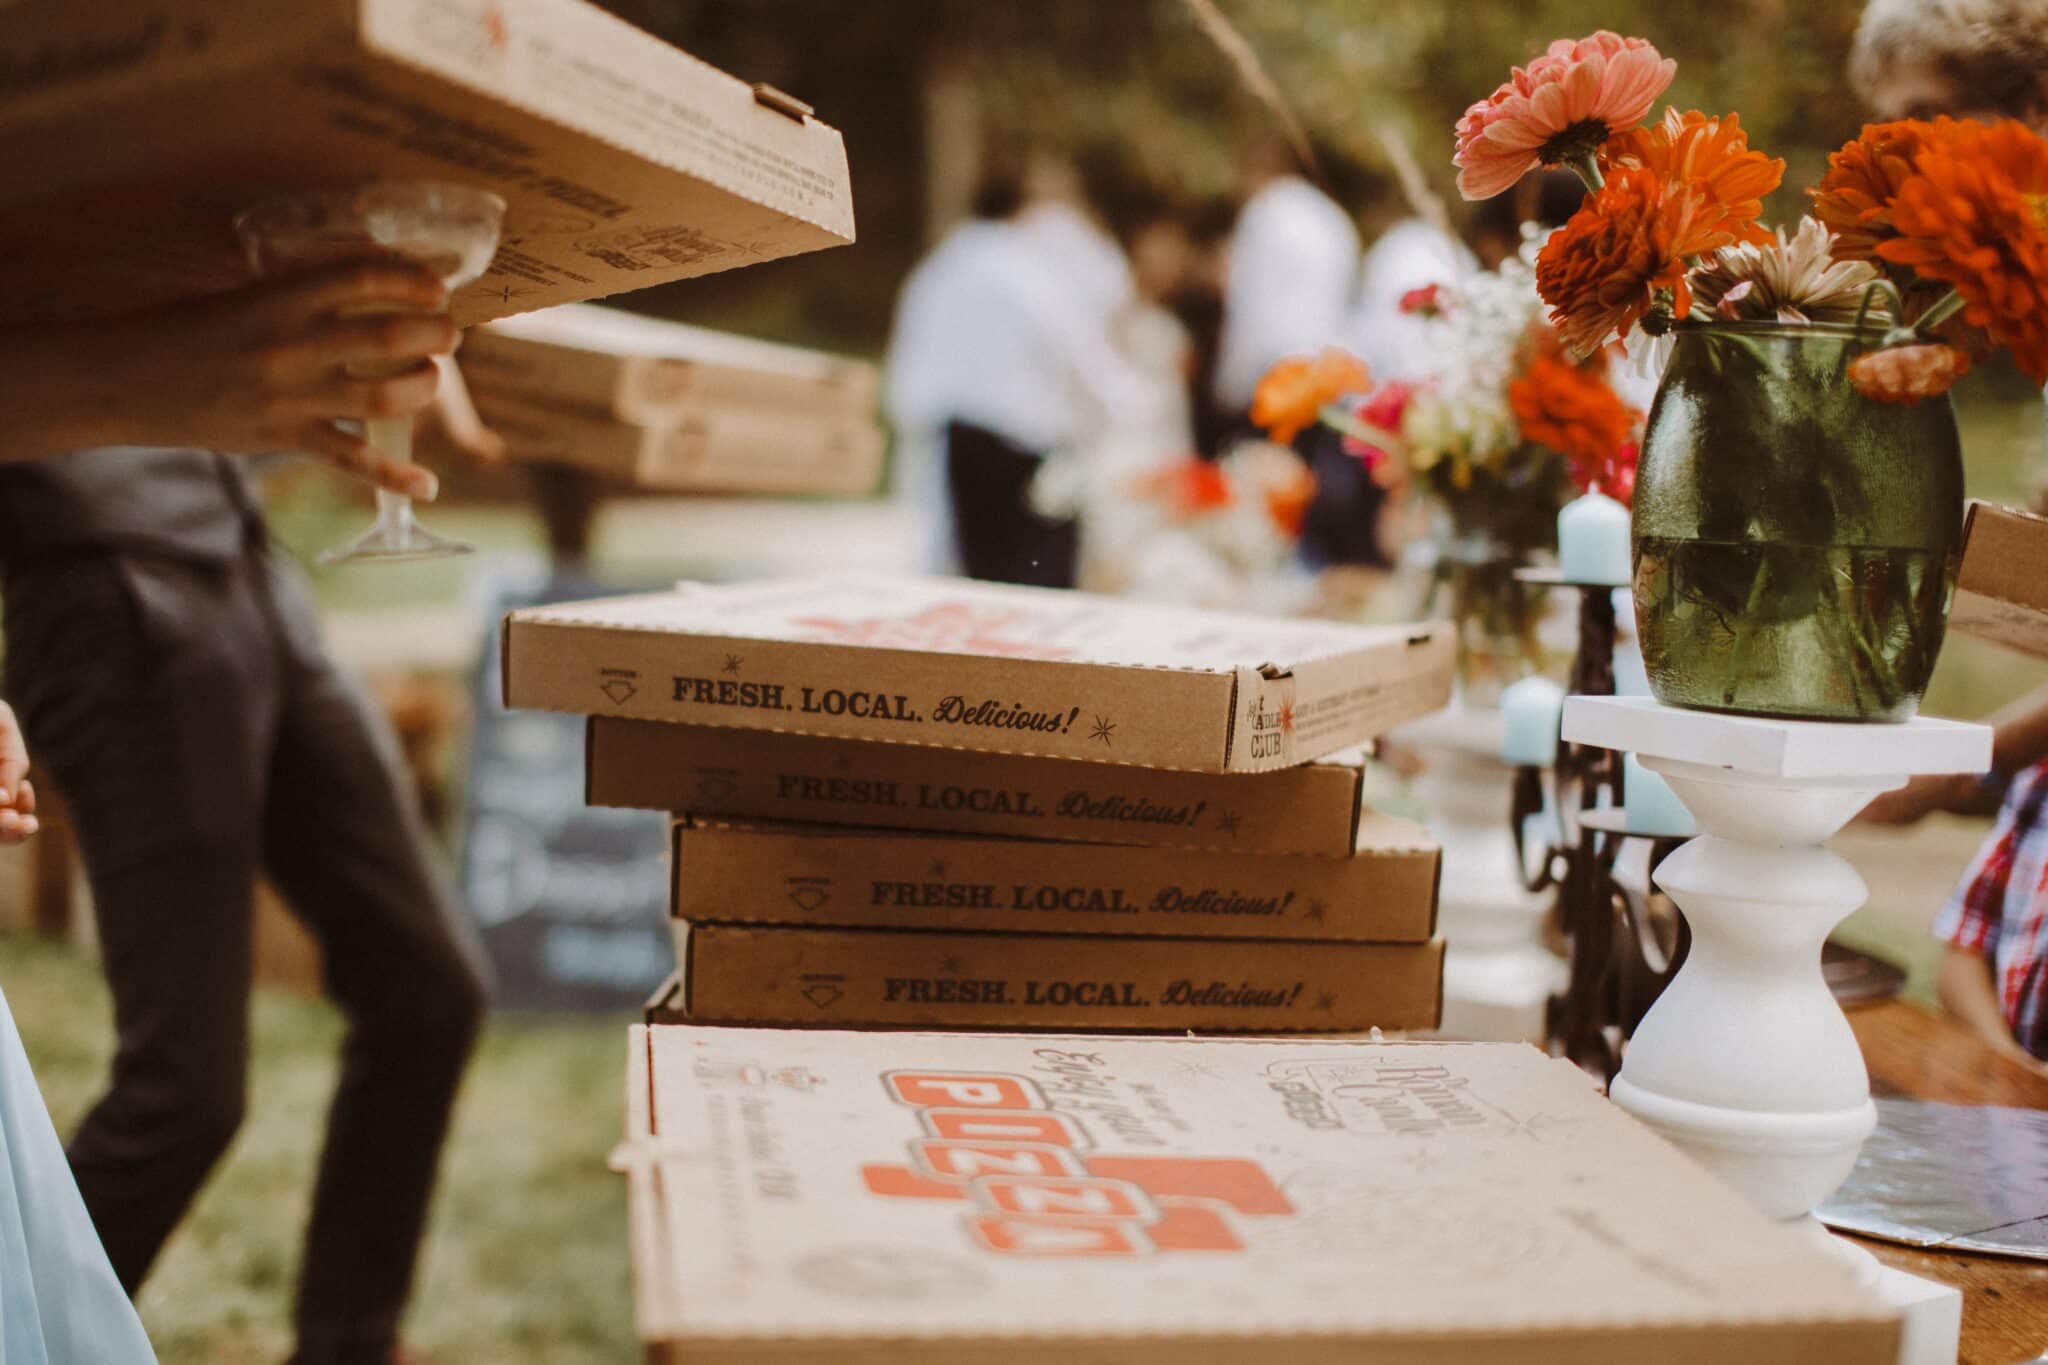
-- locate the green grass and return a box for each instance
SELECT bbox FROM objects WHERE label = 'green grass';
[1,933,636,1365]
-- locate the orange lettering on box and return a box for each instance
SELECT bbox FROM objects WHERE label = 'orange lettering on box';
[922,1108,1086,1148]
[972,1216,1149,1257]
[885,1071,1042,1110]
[913,1140,1081,1181]
[1082,1155,1295,1216]
[861,1163,968,1202]
[976,1176,1153,1221]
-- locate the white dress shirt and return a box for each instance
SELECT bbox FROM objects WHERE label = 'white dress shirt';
[1213,176,1362,411]
[1345,217,1479,383]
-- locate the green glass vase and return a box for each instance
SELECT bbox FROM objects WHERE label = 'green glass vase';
[1632,323,1963,722]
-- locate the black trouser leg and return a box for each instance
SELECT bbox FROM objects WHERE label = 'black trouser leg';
[258,565,488,1365]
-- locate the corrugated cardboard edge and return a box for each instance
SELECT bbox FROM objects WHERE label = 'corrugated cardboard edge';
[588,717,1368,856]
[615,1023,685,1340]
[1950,500,2048,659]
[639,1322,1897,1364]
[669,922,1444,1034]
[361,0,856,247]
[665,814,1440,943]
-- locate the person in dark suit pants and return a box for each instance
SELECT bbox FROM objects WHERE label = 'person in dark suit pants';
[0,260,491,1365]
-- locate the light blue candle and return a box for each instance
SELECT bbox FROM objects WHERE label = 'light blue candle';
[1558,491,1632,586]
[1500,675,1565,767]
[1625,753,1698,837]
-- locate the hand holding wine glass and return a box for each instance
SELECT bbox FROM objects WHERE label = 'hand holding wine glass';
[235,181,507,563]
[0,261,458,495]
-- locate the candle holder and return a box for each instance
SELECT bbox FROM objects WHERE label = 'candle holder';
[1563,695,1987,1363]
[1505,570,1691,1078]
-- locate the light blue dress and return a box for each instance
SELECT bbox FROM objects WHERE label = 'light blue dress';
[0,985,155,1364]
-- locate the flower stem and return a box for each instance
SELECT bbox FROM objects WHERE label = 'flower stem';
[1915,288,1967,335]
[1723,552,1772,708]
[1565,152,1605,193]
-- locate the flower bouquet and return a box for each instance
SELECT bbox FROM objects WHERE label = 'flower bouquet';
[1453,31,2048,720]
[1250,254,1642,700]
[1050,442,1315,612]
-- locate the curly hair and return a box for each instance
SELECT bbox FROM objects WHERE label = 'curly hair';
[1851,0,2048,124]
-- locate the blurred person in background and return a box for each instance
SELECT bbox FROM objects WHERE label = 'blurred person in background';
[884,149,1147,588]
[883,159,1027,574]
[1174,197,1240,461]
[0,261,494,1363]
[1849,0,2048,1071]
[1851,0,2048,124]
[1211,132,1361,424]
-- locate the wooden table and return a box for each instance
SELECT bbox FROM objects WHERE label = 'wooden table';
[1847,1000,2048,1364]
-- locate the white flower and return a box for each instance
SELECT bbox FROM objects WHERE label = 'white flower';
[1690,218,1890,326]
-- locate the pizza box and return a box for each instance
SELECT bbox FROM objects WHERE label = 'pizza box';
[503,575,1454,773]
[464,303,879,422]
[668,815,1439,942]
[587,718,1367,856]
[0,0,853,327]
[470,384,884,496]
[666,924,1443,1033]
[616,1025,1897,1362]
[1950,500,2048,658]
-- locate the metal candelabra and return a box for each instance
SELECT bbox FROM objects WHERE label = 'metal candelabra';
[1505,575,1692,1080]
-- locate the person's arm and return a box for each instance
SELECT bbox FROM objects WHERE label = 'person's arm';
[0,261,460,497]
[0,701,36,845]
[1937,946,2048,1072]
[1861,684,2048,823]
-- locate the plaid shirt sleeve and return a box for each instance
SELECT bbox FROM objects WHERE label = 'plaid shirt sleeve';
[1933,766,2048,955]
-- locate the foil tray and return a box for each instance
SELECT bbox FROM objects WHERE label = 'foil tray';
[1818,1098,2048,1258]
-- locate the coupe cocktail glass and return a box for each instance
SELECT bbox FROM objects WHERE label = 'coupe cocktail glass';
[235,181,505,564]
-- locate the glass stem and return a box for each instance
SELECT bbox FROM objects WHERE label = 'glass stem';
[364,415,416,533]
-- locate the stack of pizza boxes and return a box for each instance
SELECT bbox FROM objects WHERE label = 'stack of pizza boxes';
[460,304,886,497]
[501,574,1457,1033]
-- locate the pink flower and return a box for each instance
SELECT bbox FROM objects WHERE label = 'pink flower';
[1454,32,1677,200]
[1399,284,1445,316]
[1339,382,1416,472]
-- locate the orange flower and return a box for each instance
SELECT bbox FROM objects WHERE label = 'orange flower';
[1601,109,1783,247]
[1251,349,1371,445]
[1262,467,1316,539]
[1810,119,1965,262]
[1847,344,1974,404]
[1876,118,2048,382]
[1508,355,1641,481]
[1535,166,1738,355]
[1454,32,1676,200]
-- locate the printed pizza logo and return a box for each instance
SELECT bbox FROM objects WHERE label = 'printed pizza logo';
[791,604,1075,660]
[861,1071,1294,1257]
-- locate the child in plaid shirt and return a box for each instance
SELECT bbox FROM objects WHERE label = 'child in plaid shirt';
[1865,686,2048,1071]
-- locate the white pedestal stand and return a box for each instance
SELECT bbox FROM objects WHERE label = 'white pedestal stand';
[1564,696,1990,1365]
[1395,706,1566,1043]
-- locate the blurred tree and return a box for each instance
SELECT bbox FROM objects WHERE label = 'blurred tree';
[593,0,1876,353]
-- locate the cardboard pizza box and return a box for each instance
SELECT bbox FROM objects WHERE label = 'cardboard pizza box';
[667,922,1444,1033]
[464,303,880,422]
[0,0,853,327]
[617,1025,1898,1362]
[504,575,1455,773]
[1950,500,2048,658]
[668,815,1439,943]
[471,385,884,496]
[586,718,1367,856]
